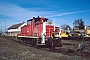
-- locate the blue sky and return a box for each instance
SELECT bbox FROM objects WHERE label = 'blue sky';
[0,0,90,32]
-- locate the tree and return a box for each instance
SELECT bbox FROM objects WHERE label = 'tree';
[73,19,84,29]
[60,24,71,30]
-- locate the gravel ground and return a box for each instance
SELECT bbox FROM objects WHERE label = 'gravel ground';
[0,36,90,60]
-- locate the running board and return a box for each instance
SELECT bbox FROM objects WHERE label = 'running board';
[37,43,45,45]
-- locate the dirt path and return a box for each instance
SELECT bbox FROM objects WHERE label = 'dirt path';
[0,36,89,60]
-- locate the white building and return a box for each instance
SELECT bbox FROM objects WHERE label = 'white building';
[7,22,27,36]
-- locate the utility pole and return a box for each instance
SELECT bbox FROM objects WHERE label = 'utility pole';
[0,23,1,33]
[0,23,2,35]
[1,27,2,34]
[5,15,6,33]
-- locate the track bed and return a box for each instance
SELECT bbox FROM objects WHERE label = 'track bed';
[0,37,90,60]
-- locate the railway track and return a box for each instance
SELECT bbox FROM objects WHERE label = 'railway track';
[1,36,90,58]
[62,37,90,40]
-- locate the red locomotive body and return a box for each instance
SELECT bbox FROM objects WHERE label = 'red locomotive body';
[18,16,61,47]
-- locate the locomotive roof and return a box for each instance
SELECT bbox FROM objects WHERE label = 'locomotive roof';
[8,22,25,30]
[55,27,60,28]
[27,17,48,21]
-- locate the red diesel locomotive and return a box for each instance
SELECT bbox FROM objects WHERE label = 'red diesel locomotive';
[18,16,62,48]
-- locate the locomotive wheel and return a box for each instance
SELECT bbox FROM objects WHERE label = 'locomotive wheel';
[17,37,23,44]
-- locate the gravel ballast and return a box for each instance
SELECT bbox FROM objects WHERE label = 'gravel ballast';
[0,36,89,60]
